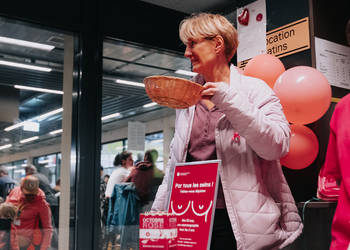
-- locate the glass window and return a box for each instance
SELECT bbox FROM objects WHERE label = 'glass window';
[0,16,73,250]
[145,131,164,171]
[101,139,126,176]
[98,38,189,250]
[0,159,27,180]
[33,153,61,187]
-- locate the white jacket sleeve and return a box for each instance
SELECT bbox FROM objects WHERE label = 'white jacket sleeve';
[211,77,290,160]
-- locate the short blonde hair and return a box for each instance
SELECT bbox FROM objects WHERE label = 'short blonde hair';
[179,13,238,61]
[20,175,39,195]
[0,202,17,221]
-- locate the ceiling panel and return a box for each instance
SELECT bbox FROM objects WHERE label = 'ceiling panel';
[0,17,192,157]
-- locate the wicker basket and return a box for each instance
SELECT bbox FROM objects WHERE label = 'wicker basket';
[143,75,204,109]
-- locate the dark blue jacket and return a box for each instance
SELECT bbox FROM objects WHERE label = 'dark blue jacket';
[107,183,140,228]
[0,176,16,199]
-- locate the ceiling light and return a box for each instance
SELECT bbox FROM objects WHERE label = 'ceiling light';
[143,102,158,108]
[4,121,26,132]
[50,129,63,135]
[175,69,198,77]
[116,79,144,88]
[20,136,39,144]
[0,144,12,150]
[0,60,52,72]
[4,107,63,131]
[38,159,50,164]
[37,108,63,121]
[0,36,55,51]
[14,85,63,95]
[101,112,121,121]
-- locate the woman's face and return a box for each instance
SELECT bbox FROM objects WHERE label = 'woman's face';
[184,37,217,75]
[124,155,134,168]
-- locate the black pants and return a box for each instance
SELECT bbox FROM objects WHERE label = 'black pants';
[210,209,237,250]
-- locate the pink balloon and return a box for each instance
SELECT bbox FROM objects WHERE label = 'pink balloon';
[243,54,285,88]
[273,66,331,125]
[281,124,319,170]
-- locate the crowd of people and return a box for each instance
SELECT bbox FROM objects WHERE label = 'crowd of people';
[0,165,58,250]
[0,149,163,250]
[100,149,164,250]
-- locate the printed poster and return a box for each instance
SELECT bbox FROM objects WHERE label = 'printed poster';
[127,121,145,151]
[315,37,350,90]
[236,0,267,62]
[167,160,220,250]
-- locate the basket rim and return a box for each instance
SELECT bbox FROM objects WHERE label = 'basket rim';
[143,75,203,89]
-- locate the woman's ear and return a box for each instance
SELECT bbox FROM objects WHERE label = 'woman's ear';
[214,35,225,55]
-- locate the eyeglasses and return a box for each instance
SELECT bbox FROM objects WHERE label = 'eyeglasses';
[186,36,216,49]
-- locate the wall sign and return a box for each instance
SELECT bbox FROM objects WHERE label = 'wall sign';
[127,121,145,151]
[168,160,220,250]
[315,37,350,90]
[236,0,267,62]
[239,17,310,68]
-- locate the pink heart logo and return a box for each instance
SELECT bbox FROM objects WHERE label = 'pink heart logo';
[238,8,249,26]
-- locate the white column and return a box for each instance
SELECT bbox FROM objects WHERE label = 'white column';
[59,34,74,250]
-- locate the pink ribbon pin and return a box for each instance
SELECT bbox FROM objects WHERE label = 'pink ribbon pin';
[232,132,240,144]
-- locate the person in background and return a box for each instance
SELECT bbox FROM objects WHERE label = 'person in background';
[147,149,164,202]
[105,151,134,198]
[103,152,134,249]
[322,93,350,250]
[125,149,156,207]
[0,166,17,200]
[53,179,60,195]
[103,174,110,185]
[152,13,302,250]
[99,166,108,248]
[6,175,52,250]
[24,165,59,229]
[100,167,108,226]
[134,153,144,165]
[0,202,19,250]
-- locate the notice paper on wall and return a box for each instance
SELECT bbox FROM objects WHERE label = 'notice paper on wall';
[236,0,267,62]
[127,121,145,151]
[167,160,220,250]
[315,37,350,90]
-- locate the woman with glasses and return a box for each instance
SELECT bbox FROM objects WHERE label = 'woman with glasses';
[152,13,302,250]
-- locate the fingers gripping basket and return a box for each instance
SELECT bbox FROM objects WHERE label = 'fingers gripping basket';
[143,75,204,109]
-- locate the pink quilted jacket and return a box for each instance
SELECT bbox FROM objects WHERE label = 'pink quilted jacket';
[152,66,303,250]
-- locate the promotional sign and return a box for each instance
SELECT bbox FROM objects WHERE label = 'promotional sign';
[167,160,220,250]
[238,17,310,69]
[139,212,177,250]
